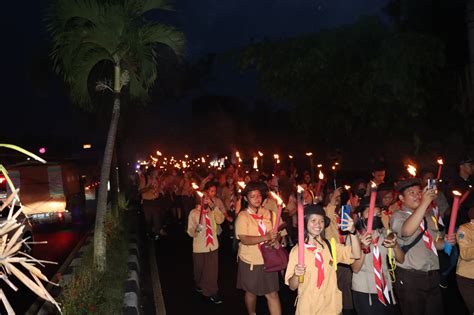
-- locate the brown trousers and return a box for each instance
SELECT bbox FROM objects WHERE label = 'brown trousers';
[457,275,474,314]
[394,268,443,315]
[142,199,162,234]
[193,250,218,297]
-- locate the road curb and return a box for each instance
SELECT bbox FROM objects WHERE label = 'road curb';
[123,231,141,315]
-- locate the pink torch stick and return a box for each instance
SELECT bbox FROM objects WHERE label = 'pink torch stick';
[297,185,305,283]
[366,182,377,233]
[436,159,444,180]
[460,188,471,205]
[448,191,462,236]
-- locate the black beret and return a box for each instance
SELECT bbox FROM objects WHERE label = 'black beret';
[377,182,394,192]
[395,178,422,194]
[304,204,330,228]
[459,156,473,165]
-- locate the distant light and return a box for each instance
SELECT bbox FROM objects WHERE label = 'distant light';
[39,147,46,154]
[83,144,92,149]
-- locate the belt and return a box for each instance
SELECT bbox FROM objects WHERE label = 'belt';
[398,267,439,276]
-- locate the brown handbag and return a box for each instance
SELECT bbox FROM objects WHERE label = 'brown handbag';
[260,222,289,272]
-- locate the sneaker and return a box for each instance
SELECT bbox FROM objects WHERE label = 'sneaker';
[209,294,223,305]
[195,286,203,293]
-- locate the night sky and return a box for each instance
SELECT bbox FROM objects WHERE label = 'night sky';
[1,0,391,157]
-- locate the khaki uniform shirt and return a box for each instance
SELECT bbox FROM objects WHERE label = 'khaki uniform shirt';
[456,220,474,279]
[235,208,274,265]
[285,242,354,315]
[352,231,393,294]
[187,206,224,253]
[390,207,440,271]
[138,175,160,200]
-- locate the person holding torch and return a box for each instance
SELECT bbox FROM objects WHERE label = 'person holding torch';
[351,197,405,314]
[187,183,225,304]
[285,204,361,315]
[235,181,282,315]
[390,178,456,315]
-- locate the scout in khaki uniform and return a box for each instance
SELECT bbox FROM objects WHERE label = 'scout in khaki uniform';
[351,197,405,315]
[187,185,225,305]
[285,204,361,315]
[456,206,474,314]
[390,179,456,315]
[235,181,282,315]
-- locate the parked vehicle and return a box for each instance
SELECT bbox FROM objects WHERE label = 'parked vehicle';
[0,161,85,225]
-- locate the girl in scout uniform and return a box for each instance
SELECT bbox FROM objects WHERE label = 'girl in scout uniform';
[285,204,361,315]
[235,181,282,315]
[351,197,405,315]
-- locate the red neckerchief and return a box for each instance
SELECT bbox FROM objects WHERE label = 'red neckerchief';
[304,243,325,288]
[372,236,390,305]
[248,209,266,250]
[419,219,437,256]
[202,209,214,247]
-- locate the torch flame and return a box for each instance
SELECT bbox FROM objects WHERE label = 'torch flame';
[331,165,336,170]
[319,170,324,180]
[253,157,258,169]
[370,181,377,189]
[437,158,444,165]
[258,151,263,157]
[150,155,158,162]
[453,190,462,196]
[156,151,162,156]
[407,164,417,177]
[191,182,199,190]
[237,181,246,189]
[344,185,351,190]
[185,154,189,159]
[201,157,205,163]
[288,155,293,159]
[317,164,323,168]
[297,185,305,193]
[269,191,284,206]
[273,154,279,159]
[236,151,240,158]
[196,191,204,198]
[305,152,313,157]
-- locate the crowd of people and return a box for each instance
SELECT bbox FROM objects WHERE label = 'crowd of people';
[135,155,474,315]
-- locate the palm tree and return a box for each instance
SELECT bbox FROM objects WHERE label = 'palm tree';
[47,0,185,271]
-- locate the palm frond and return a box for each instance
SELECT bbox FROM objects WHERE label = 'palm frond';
[140,23,186,57]
[48,0,186,107]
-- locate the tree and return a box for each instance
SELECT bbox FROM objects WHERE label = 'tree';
[47,0,185,271]
[236,16,449,147]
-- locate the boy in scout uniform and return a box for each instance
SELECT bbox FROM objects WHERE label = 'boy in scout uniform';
[390,179,456,315]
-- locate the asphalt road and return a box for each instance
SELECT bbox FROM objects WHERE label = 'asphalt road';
[155,222,469,315]
[155,223,297,315]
